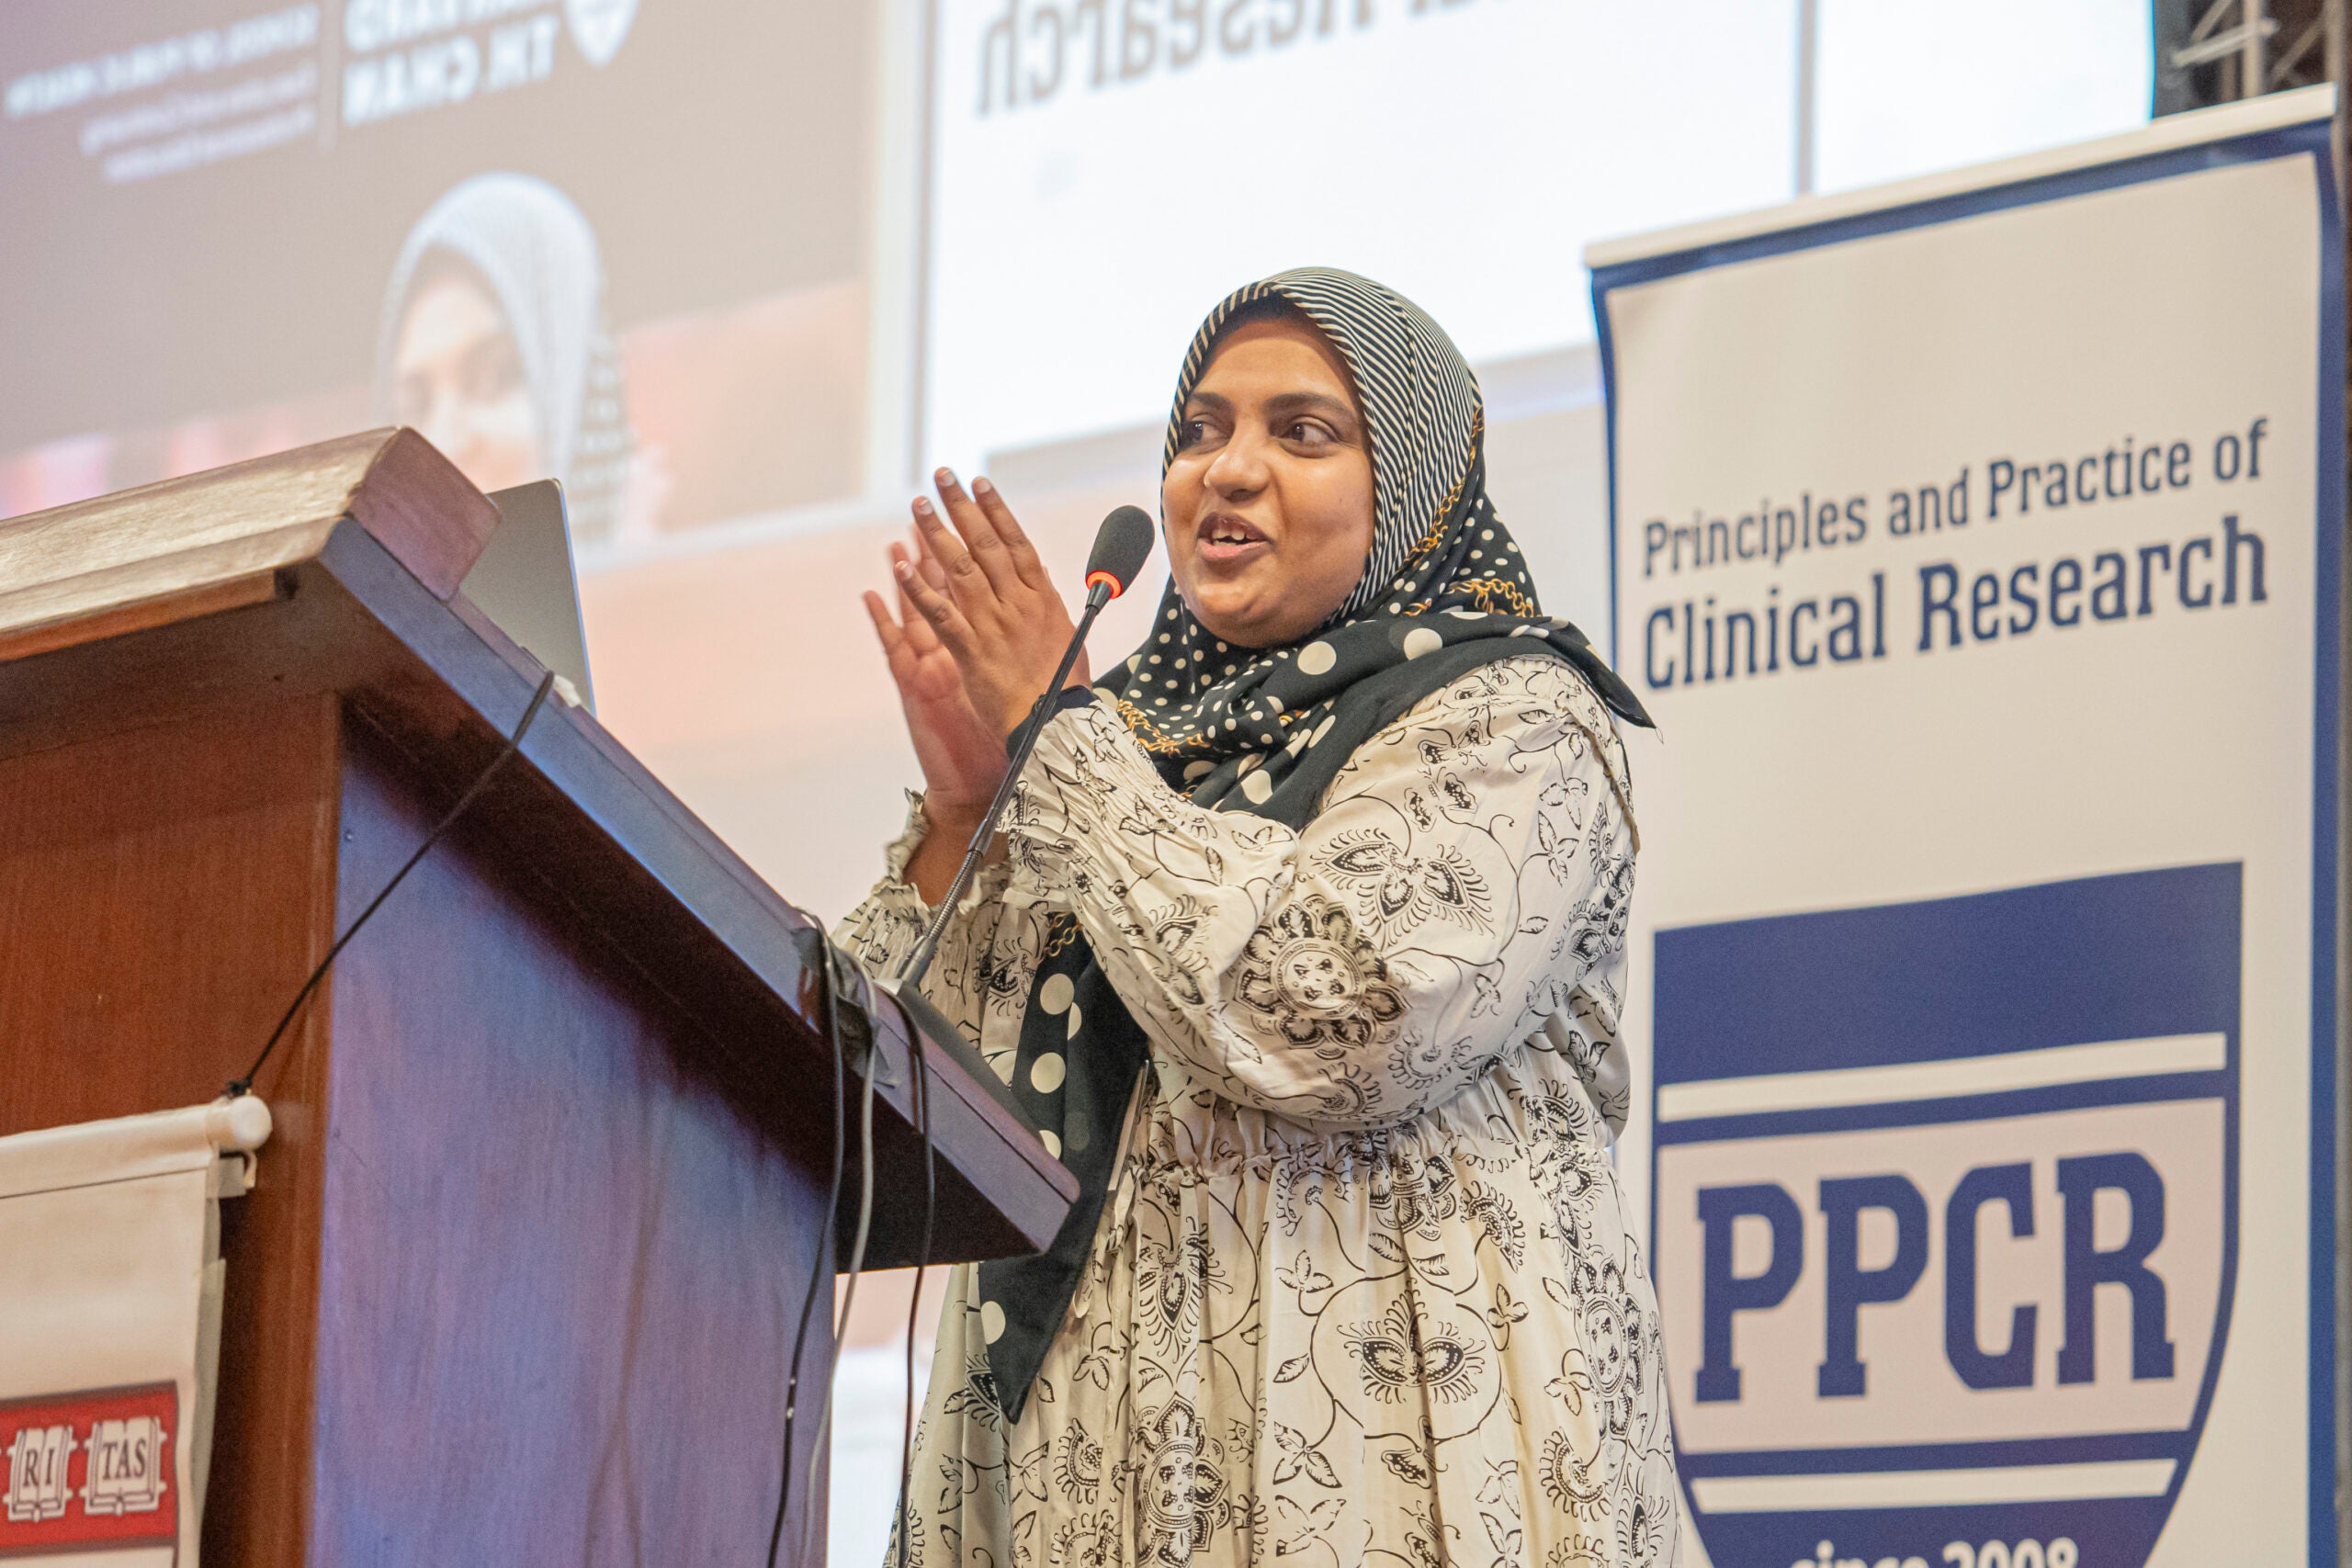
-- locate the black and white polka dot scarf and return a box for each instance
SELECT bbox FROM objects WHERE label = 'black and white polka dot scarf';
[975,268,1650,1425]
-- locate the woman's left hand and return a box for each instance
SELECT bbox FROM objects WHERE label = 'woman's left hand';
[897,468,1091,740]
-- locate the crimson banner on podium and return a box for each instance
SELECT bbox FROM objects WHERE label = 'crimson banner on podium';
[0,1100,270,1568]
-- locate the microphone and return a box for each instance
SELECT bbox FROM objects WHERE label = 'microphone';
[1083,504,1155,608]
[890,504,1157,1010]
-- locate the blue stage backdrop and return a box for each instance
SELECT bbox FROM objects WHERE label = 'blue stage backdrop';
[1589,87,2344,1568]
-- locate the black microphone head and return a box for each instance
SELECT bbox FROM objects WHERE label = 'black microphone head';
[1083,505,1157,599]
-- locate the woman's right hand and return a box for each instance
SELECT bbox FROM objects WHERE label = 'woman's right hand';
[864,533,1008,822]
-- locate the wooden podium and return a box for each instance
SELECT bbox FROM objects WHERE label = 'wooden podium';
[0,431,1074,1565]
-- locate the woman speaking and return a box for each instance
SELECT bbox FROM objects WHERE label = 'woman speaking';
[844,268,1680,1566]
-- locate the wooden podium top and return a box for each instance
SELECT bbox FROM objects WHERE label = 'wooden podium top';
[0,429,1074,1267]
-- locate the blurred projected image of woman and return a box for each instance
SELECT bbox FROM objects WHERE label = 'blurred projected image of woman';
[845,269,1681,1566]
[375,171,635,540]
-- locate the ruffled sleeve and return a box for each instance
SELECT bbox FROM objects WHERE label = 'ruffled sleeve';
[833,789,1022,1052]
[997,652,1636,1132]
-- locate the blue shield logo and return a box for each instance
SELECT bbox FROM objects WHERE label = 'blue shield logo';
[1651,865,2239,1568]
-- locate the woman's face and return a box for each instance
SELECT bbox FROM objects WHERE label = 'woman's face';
[1161,312,1374,649]
[390,270,541,495]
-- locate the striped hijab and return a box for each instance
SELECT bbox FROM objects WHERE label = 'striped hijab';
[977,269,1646,1427]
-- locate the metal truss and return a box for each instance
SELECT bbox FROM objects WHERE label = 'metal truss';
[2159,0,2346,199]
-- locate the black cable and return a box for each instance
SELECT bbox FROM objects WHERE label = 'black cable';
[895,985,937,1568]
[226,671,558,1100]
[768,937,850,1568]
[781,976,883,1564]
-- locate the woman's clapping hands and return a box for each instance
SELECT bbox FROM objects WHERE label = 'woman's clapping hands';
[861,521,1005,816]
[889,468,1090,740]
[862,469,1090,897]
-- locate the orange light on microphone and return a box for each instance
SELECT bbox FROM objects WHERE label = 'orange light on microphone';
[1085,570,1125,598]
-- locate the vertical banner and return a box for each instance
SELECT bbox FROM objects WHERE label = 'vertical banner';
[1590,88,2343,1567]
[0,1100,270,1568]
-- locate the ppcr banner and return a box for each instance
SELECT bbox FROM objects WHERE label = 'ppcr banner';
[1589,87,2344,1568]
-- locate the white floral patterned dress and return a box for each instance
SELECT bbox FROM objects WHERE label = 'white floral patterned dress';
[838,652,1682,1568]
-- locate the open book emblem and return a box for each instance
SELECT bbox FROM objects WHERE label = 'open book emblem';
[81,1416,167,1517]
[4,1425,74,1524]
